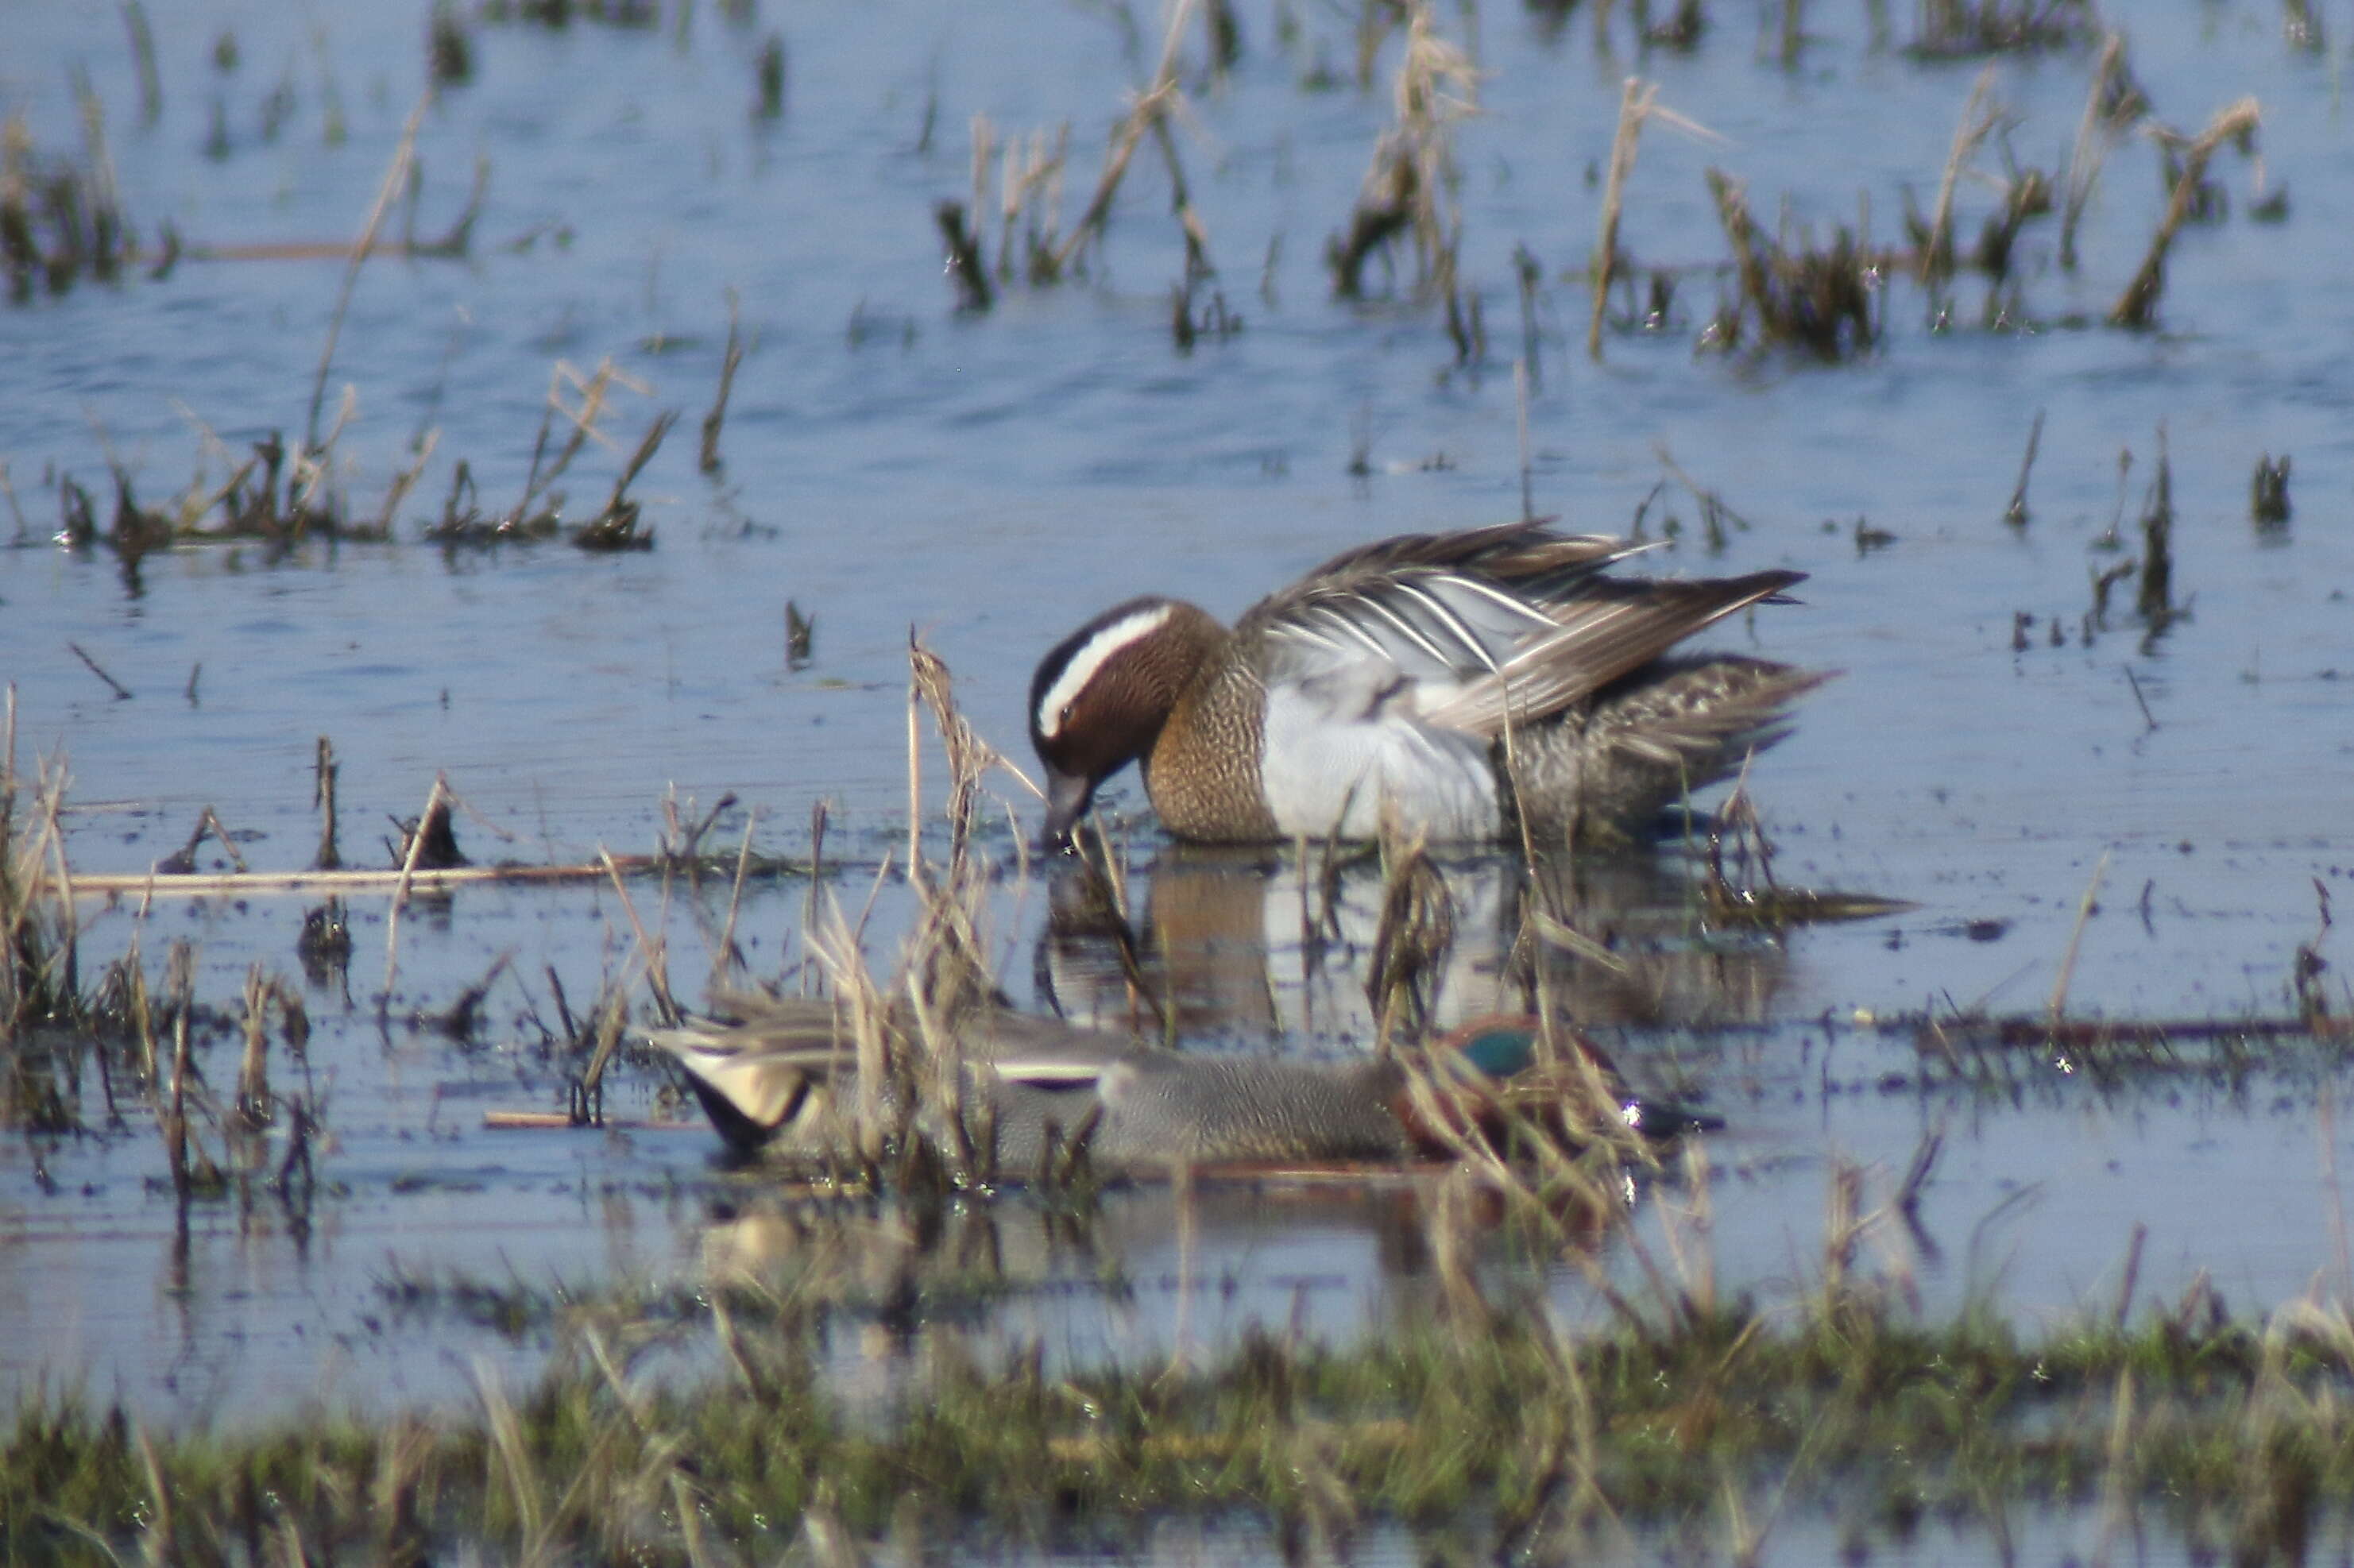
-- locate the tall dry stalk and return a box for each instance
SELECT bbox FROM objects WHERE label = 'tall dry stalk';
[1049,0,1212,280]
[2059,34,2143,271]
[1328,0,1478,299]
[1586,79,1718,360]
[2110,98,2261,328]
[1922,67,2000,284]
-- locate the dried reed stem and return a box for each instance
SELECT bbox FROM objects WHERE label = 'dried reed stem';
[1053,0,1196,276]
[2059,34,2131,270]
[2109,98,2261,328]
[307,93,431,450]
[1588,79,1656,361]
[2004,407,2044,527]
[698,289,744,474]
[2047,848,2111,1022]
[1923,67,1999,284]
[381,772,449,998]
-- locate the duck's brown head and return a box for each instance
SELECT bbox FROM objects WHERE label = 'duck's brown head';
[1030,596,1223,845]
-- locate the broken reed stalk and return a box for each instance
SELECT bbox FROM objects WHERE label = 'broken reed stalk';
[1515,357,1533,522]
[2004,407,2044,527]
[307,93,431,450]
[2109,98,2261,328]
[122,2,164,126]
[529,357,647,518]
[236,963,272,1130]
[2251,453,2291,525]
[989,121,1073,282]
[1588,79,1656,361]
[708,807,760,994]
[312,736,342,871]
[934,201,991,311]
[2060,34,2133,271]
[1923,67,2000,284]
[1365,823,1455,1049]
[1052,0,1199,278]
[1708,169,1772,324]
[1703,170,1873,359]
[164,939,196,1195]
[576,409,672,549]
[2048,848,2111,1022]
[380,772,450,999]
[2137,419,2174,622]
[602,846,676,1030]
[1583,81,1717,360]
[698,289,744,475]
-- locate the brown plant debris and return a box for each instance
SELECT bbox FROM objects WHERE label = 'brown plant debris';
[2251,453,2291,527]
[1705,169,1876,360]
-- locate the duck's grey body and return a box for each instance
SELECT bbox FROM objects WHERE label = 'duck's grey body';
[649,994,1417,1177]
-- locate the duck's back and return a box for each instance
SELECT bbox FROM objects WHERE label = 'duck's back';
[1076,1053,1416,1169]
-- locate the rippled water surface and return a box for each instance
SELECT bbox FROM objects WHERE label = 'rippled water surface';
[5,4,2354,1517]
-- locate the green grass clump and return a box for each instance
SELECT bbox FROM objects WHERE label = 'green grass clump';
[14,1271,2354,1564]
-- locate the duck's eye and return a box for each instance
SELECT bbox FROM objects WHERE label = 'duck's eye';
[1060,701,1076,726]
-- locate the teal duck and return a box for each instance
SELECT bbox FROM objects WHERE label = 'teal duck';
[1028,520,1823,845]
[650,994,1709,1178]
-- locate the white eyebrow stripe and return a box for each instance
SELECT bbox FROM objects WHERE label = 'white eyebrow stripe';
[1036,603,1176,738]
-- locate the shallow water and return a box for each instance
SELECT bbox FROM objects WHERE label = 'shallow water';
[4,0,2353,1474]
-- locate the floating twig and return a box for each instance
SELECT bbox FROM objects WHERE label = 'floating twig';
[67,641,132,701]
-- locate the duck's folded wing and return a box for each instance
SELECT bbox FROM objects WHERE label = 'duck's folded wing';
[1250,527,1671,723]
[972,1012,1162,1090]
[1418,570,1803,736]
[1293,523,1643,589]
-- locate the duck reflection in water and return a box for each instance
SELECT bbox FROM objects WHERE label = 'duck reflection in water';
[1036,838,1801,1048]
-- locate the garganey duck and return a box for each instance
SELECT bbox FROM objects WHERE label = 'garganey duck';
[1028,521,1823,845]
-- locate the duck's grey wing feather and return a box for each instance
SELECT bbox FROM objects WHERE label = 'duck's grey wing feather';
[1421,571,1803,736]
[1287,523,1645,591]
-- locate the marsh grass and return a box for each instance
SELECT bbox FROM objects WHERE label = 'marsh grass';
[943,0,1215,311]
[2252,452,2292,528]
[1906,0,2097,60]
[1591,44,2248,358]
[1703,170,1877,361]
[0,102,168,304]
[21,1172,2354,1563]
[0,698,80,1041]
[427,359,675,551]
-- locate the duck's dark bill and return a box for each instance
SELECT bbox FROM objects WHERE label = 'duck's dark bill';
[1042,767,1096,847]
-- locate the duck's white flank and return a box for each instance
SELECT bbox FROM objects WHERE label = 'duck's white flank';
[1258,679,1497,838]
[1034,602,1176,739]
